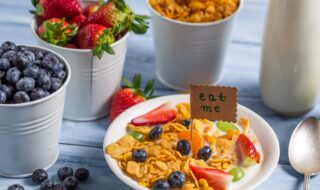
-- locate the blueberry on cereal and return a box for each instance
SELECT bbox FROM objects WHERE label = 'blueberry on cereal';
[181,119,191,128]
[148,126,163,140]
[168,171,186,188]
[152,179,170,190]
[176,139,191,156]
[132,149,148,162]
[197,146,212,161]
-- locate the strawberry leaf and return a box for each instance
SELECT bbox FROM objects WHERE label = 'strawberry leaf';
[112,0,127,11]
[40,18,78,47]
[31,0,39,7]
[131,22,149,34]
[93,28,115,58]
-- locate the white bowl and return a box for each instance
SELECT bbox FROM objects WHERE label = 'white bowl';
[147,0,243,91]
[103,94,280,190]
[30,0,129,121]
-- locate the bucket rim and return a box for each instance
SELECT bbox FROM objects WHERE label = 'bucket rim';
[146,0,243,27]
[0,44,72,108]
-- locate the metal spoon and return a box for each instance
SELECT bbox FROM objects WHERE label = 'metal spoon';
[288,117,320,190]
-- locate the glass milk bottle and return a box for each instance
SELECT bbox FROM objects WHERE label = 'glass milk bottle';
[260,0,320,116]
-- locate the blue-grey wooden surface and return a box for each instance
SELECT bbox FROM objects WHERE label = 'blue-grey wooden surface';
[0,0,319,189]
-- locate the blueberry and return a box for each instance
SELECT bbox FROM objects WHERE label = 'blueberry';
[14,91,30,103]
[14,53,29,69]
[7,184,24,190]
[63,177,79,190]
[30,87,46,101]
[1,41,16,52]
[35,50,45,60]
[53,184,66,190]
[50,78,62,92]
[2,50,17,63]
[44,91,51,97]
[0,90,7,103]
[6,67,20,85]
[75,168,90,182]
[197,146,212,161]
[176,139,191,156]
[40,179,54,190]
[152,179,170,190]
[21,50,35,62]
[27,59,41,68]
[16,77,35,92]
[168,171,186,188]
[37,72,51,90]
[0,84,15,98]
[53,70,67,81]
[39,69,51,77]
[32,169,48,184]
[181,119,191,128]
[0,58,11,70]
[149,126,163,140]
[132,149,148,162]
[50,62,64,72]
[43,53,59,71]
[0,70,5,79]
[0,49,4,57]
[15,46,27,52]
[57,167,73,181]
[23,65,39,78]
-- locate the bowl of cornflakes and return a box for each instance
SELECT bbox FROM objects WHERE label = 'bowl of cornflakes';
[103,94,279,190]
[146,0,243,91]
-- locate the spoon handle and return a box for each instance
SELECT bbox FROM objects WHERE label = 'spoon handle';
[304,174,310,190]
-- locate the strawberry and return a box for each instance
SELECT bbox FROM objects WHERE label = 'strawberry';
[110,74,155,122]
[71,14,87,27]
[83,0,149,36]
[75,24,115,58]
[236,134,261,167]
[190,165,233,190]
[37,18,78,46]
[130,102,177,126]
[30,0,82,20]
[83,2,102,17]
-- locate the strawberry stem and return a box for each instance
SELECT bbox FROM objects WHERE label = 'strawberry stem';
[40,18,78,47]
[93,29,115,58]
[123,74,155,99]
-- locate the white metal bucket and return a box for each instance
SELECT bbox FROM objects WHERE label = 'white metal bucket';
[147,0,243,91]
[31,19,128,121]
[0,45,71,178]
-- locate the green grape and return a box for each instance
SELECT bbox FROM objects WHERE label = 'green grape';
[217,121,239,132]
[129,131,145,142]
[229,167,245,182]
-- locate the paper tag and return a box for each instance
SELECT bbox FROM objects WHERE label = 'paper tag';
[190,85,237,122]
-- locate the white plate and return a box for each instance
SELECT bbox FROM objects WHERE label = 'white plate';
[103,94,280,190]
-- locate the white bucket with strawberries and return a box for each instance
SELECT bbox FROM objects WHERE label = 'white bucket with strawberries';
[30,0,149,121]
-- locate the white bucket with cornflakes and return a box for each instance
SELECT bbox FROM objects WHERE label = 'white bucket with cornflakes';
[147,0,243,91]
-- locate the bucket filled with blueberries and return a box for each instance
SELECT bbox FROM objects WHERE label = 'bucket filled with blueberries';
[0,41,71,177]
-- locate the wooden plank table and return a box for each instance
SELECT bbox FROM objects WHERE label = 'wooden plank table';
[0,0,319,189]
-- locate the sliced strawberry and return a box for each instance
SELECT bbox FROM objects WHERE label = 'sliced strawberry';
[75,24,115,58]
[190,165,233,190]
[30,0,82,20]
[37,18,78,46]
[71,14,87,27]
[130,102,177,126]
[236,134,261,167]
[110,74,155,122]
